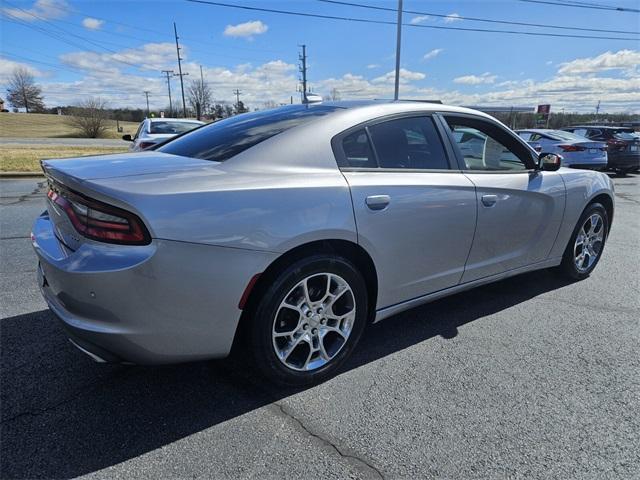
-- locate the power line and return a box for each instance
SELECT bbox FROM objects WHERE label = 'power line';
[518,0,640,13]
[319,0,639,35]
[2,3,148,70]
[185,0,638,41]
[33,0,291,56]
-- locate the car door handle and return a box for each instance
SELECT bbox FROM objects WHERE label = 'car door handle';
[365,195,390,210]
[481,194,498,207]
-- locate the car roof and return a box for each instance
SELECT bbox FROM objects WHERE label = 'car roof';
[147,117,204,123]
[565,125,624,130]
[516,129,556,133]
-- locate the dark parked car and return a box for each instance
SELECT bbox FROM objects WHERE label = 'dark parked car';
[562,126,639,174]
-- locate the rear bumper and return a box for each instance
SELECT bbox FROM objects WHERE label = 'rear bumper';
[608,152,640,170]
[32,211,277,364]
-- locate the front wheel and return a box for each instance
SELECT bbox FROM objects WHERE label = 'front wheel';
[558,202,609,280]
[247,255,368,386]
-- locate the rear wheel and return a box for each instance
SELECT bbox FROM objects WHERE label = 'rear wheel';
[247,255,368,386]
[558,202,608,280]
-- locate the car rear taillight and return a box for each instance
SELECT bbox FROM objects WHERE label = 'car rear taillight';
[138,141,156,150]
[47,185,150,245]
[607,139,626,151]
[559,144,586,152]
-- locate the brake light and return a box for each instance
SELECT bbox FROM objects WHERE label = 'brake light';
[607,139,626,151]
[138,141,156,150]
[47,185,150,245]
[558,144,586,152]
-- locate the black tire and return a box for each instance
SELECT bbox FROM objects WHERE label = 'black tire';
[558,202,609,280]
[247,254,368,386]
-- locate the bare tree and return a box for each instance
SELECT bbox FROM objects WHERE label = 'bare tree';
[65,98,110,138]
[329,88,341,101]
[6,67,45,113]
[187,79,212,119]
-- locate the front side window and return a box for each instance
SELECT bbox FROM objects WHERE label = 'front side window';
[367,116,448,170]
[445,116,532,171]
[517,132,533,141]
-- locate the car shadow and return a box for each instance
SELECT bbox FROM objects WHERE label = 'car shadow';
[1,269,576,479]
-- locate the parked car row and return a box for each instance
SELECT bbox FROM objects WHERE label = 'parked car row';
[515,126,639,174]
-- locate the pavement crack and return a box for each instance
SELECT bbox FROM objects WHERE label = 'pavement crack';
[271,402,385,480]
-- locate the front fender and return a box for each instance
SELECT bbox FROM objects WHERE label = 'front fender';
[549,169,614,259]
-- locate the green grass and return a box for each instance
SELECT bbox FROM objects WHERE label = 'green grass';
[0,145,128,172]
[0,112,139,139]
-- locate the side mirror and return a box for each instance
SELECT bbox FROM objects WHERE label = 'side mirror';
[122,134,133,142]
[538,152,562,171]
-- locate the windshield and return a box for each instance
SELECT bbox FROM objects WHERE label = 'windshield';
[149,121,203,135]
[157,104,343,162]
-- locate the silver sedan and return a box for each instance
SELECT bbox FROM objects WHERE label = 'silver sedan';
[32,101,614,385]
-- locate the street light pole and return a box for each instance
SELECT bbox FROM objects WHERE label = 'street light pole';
[393,0,403,101]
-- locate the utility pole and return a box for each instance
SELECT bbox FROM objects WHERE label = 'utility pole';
[394,0,403,101]
[299,44,308,103]
[595,100,601,121]
[161,69,174,117]
[233,89,242,112]
[173,22,188,118]
[143,91,150,116]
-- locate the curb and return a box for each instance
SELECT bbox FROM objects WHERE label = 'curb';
[0,172,45,178]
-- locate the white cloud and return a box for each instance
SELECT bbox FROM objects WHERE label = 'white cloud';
[372,68,426,84]
[223,20,268,39]
[13,46,640,114]
[444,13,462,23]
[0,58,45,83]
[61,43,178,72]
[1,0,68,21]
[546,60,553,65]
[558,49,640,76]
[366,64,380,69]
[82,17,103,30]
[423,49,443,61]
[410,15,430,24]
[454,72,497,85]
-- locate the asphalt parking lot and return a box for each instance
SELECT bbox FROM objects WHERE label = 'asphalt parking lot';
[1,175,638,479]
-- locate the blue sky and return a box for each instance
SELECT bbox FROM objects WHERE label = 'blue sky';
[1,0,639,112]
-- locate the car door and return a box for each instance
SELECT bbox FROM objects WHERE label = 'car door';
[333,114,477,309]
[441,114,566,283]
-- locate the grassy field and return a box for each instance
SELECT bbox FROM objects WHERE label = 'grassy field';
[0,145,128,172]
[0,112,139,139]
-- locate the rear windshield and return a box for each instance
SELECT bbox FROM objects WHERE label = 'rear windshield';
[614,132,637,140]
[157,105,342,162]
[150,121,203,134]
[548,130,587,141]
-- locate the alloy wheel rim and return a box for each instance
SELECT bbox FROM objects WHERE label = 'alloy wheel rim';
[574,213,605,273]
[272,273,356,372]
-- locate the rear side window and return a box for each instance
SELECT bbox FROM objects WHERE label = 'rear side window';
[342,129,376,168]
[157,105,341,162]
